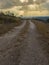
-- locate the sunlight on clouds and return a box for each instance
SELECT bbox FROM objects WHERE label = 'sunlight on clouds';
[33,0,36,2]
[20,0,25,3]
[20,0,28,3]
[0,0,49,16]
[33,0,37,3]
[28,4,38,10]
[1,5,49,16]
[24,10,49,16]
[18,11,24,15]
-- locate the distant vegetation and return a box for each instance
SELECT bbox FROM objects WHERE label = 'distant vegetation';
[0,12,22,36]
[32,18,49,23]
[47,19,49,23]
[0,12,22,24]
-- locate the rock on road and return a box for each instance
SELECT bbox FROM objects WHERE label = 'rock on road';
[0,20,49,65]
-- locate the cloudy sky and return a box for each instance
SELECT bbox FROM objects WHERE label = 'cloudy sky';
[0,0,49,16]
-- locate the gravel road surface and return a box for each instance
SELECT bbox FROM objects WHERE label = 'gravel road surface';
[0,20,48,65]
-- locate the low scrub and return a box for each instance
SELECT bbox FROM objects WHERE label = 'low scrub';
[0,14,22,36]
[32,20,49,38]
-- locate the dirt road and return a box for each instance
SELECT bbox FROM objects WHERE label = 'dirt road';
[19,21,48,65]
[0,20,49,65]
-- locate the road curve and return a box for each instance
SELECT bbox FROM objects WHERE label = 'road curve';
[0,20,27,65]
[0,20,26,45]
[0,20,49,65]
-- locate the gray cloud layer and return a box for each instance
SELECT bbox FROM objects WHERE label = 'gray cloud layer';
[0,0,48,9]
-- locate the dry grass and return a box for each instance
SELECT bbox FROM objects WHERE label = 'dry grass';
[32,20,49,58]
[32,20,49,39]
[0,23,17,36]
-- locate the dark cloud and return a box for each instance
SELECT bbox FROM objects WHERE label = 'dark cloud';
[0,0,48,9]
[42,2,49,10]
[34,0,47,4]
[0,0,22,9]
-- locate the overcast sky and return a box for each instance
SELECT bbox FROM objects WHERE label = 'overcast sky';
[0,0,49,16]
[0,0,49,9]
